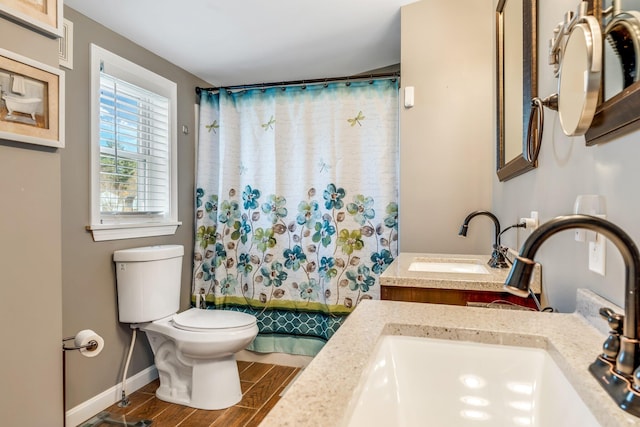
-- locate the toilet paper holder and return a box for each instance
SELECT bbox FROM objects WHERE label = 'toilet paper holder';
[62,335,99,352]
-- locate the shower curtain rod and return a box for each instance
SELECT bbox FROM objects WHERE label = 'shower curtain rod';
[195,71,399,95]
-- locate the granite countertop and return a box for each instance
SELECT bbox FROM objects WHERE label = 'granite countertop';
[259,289,634,427]
[380,252,542,294]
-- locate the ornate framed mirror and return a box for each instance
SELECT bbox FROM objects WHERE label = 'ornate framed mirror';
[586,0,640,144]
[496,0,538,181]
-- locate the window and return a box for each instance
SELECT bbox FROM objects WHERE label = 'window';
[88,44,180,241]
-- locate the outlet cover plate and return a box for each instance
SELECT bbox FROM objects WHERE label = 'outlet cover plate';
[589,235,606,276]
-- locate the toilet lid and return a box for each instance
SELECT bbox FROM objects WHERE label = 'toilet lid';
[172,308,256,331]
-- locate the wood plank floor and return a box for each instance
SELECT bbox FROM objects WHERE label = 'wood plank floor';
[81,361,301,427]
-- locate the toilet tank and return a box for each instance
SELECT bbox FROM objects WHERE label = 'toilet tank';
[113,245,184,323]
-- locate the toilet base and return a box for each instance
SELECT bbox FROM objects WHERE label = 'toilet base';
[145,328,249,411]
[156,354,242,410]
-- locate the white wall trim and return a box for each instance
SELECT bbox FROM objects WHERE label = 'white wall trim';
[87,222,181,241]
[65,366,158,427]
[236,349,312,368]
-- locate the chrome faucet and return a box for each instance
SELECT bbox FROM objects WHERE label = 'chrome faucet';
[503,214,640,417]
[458,210,509,268]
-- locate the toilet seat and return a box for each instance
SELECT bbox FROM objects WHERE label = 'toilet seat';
[172,308,256,332]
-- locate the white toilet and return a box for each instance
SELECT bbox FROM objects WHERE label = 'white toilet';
[113,244,258,410]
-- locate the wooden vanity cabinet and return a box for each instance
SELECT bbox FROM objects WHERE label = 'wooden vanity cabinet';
[380,285,539,310]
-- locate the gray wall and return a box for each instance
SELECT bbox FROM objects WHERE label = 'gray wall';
[0,19,63,427]
[400,0,495,255]
[61,7,208,411]
[493,0,634,312]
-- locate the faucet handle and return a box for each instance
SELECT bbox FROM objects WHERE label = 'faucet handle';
[599,307,624,334]
[598,307,624,361]
[599,306,615,318]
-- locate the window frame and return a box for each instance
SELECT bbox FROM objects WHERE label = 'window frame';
[87,44,180,241]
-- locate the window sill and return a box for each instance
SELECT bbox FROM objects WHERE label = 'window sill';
[87,221,182,242]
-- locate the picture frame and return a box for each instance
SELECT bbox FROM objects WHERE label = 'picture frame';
[0,0,63,38]
[0,48,65,148]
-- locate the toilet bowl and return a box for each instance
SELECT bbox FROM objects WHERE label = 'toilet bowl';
[113,245,258,410]
[141,308,258,410]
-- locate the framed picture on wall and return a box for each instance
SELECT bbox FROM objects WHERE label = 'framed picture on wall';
[0,0,63,38]
[0,48,65,148]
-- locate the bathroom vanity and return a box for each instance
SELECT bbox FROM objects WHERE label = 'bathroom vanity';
[380,253,541,309]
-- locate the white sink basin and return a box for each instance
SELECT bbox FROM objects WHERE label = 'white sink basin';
[345,335,600,427]
[408,259,489,274]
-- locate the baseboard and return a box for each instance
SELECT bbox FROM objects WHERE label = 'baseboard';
[65,365,158,427]
[236,349,312,368]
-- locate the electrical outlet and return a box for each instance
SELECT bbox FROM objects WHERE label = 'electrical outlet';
[520,211,539,232]
[589,234,606,276]
[529,211,539,230]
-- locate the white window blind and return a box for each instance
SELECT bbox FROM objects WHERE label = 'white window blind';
[99,72,170,218]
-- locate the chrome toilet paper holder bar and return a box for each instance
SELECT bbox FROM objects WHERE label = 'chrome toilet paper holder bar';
[62,335,99,352]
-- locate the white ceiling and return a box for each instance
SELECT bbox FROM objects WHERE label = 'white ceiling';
[64,0,417,86]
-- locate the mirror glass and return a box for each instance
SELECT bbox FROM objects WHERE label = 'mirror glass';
[557,18,602,136]
[503,0,524,162]
[602,0,640,101]
[496,0,537,181]
[587,0,640,144]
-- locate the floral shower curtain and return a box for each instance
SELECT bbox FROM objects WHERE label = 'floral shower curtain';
[193,78,399,355]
